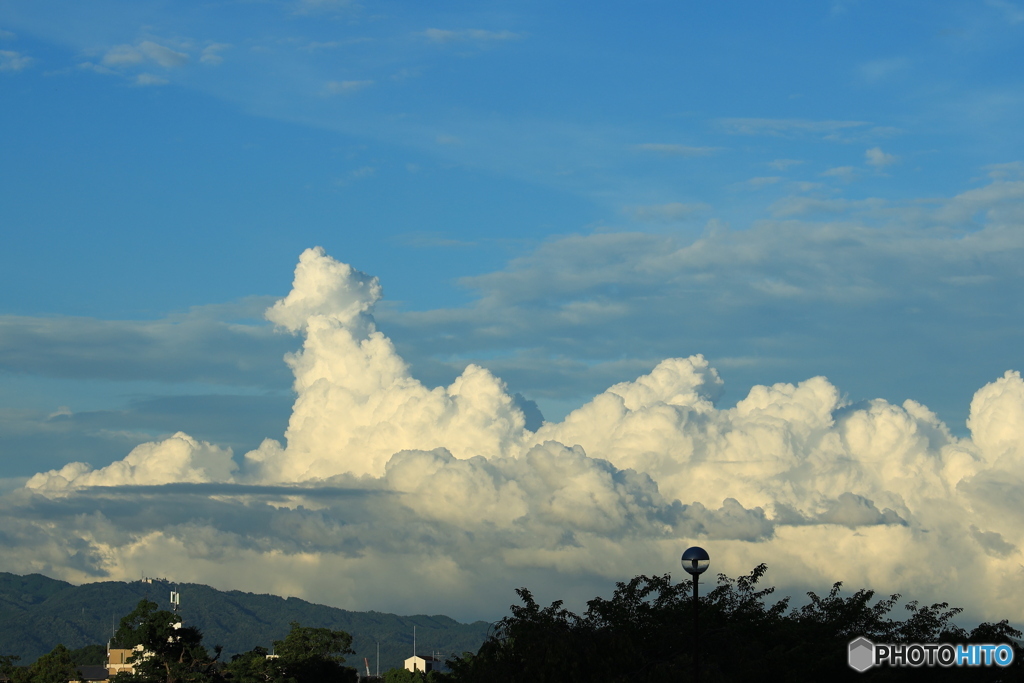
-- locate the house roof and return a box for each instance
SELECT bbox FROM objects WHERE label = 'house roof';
[76,665,111,681]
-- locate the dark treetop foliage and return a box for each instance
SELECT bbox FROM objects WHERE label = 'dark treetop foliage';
[1,646,78,683]
[445,564,1024,683]
[110,599,221,683]
[224,622,357,683]
[4,567,1022,683]
[379,666,447,683]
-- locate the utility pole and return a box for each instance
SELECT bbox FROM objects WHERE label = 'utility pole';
[681,546,710,683]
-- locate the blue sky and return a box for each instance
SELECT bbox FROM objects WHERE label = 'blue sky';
[4,0,1023,472]
[1,0,1024,623]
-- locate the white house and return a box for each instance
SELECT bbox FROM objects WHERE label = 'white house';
[404,654,442,673]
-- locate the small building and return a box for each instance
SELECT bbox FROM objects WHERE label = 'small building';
[106,645,146,676]
[404,654,442,673]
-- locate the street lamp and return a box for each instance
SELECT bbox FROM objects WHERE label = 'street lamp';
[681,546,710,682]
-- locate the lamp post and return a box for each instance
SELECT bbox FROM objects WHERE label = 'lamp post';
[681,546,710,683]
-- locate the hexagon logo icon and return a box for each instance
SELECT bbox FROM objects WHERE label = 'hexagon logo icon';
[848,637,874,672]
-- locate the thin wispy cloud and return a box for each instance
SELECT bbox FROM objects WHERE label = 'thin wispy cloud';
[0,299,291,386]
[633,143,720,156]
[858,57,910,84]
[822,165,858,180]
[103,41,189,68]
[302,41,344,51]
[717,118,870,138]
[335,166,376,185]
[627,202,710,222]
[987,0,1024,23]
[323,79,373,95]
[392,232,478,249]
[135,73,168,86]
[865,146,897,167]
[768,158,803,170]
[435,133,462,145]
[292,0,358,15]
[77,61,116,76]
[300,38,372,53]
[746,176,783,188]
[200,43,231,65]
[985,161,1024,179]
[420,28,524,44]
[0,49,31,71]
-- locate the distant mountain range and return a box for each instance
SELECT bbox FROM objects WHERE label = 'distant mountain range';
[0,572,492,673]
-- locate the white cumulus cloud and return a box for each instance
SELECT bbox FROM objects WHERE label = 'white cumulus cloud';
[11,248,1024,625]
[27,432,236,492]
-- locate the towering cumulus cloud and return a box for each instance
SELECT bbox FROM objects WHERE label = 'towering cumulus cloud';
[16,248,1024,624]
[248,246,528,480]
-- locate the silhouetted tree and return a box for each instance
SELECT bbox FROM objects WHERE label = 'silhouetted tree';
[110,599,220,683]
[223,647,275,683]
[225,622,357,683]
[381,668,445,683]
[68,645,107,667]
[446,565,1024,683]
[1,645,81,683]
[1,655,21,681]
[23,646,77,683]
[273,622,356,683]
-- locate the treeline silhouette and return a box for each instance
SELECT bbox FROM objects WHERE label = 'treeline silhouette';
[4,566,1021,682]
[445,564,1023,682]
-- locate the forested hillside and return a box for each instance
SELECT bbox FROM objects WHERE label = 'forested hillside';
[0,572,489,671]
